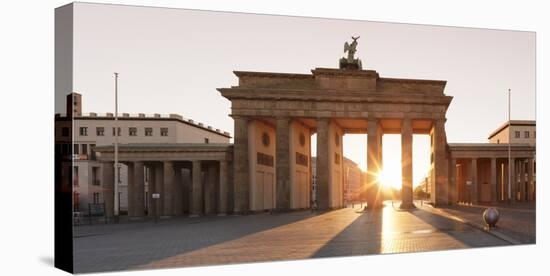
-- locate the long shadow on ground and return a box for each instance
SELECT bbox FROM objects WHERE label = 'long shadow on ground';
[74,211,317,273]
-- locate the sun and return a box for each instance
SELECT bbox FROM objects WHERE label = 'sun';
[377,168,402,190]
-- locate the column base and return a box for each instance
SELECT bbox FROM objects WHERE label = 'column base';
[399,202,416,209]
[160,216,172,219]
[366,204,384,209]
[217,213,227,216]
[231,210,250,216]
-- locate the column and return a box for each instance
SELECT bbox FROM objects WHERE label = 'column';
[204,164,217,215]
[182,168,191,214]
[147,166,156,217]
[276,117,291,211]
[449,158,457,204]
[101,162,114,219]
[316,118,330,210]
[233,116,249,213]
[163,161,174,217]
[173,166,184,216]
[432,119,449,206]
[527,158,534,201]
[367,118,382,209]
[126,163,135,217]
[154,164,164,217]
[509,158,516,203]
[470,158,478,204]
[520,159,527,201]
[400,118,414,209]
[219,160,228,215]
[133,162,145,217]
[190,160,202,217]
[517,159,525,201]
[490,158,497,204]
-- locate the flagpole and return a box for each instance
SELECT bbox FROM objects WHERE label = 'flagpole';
[114,72,120,222]
[507,88,511,204]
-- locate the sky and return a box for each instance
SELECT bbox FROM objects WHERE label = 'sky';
[67,3,536,188]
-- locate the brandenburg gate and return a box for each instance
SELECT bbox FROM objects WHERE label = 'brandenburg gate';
[219,38,453,212]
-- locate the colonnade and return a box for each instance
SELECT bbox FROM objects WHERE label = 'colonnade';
[101,159,229,219]
[452,157,536,204]
[232,115,448,212]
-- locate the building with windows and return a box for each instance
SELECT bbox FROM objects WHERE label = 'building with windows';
[55,93,231,213]
[84,64,535,219]
[488,120,536,146]
[448,120,536,205]
[311,157,364,204]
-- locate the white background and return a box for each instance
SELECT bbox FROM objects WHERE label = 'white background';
[0,0,547,275]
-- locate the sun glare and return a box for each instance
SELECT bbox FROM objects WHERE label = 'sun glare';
[378,169,402,190]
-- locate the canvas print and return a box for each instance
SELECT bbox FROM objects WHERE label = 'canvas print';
[54,2,536,273]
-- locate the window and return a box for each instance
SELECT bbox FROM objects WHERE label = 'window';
[73,144,79,155]
[524,131,530,138]
[62,127,69,136]
[73,166,79,186]
[96,127,104,136]
[161,128,168,136]
[79,127,88,136]
[90,144,96,160]
[112,127,121,136]
[515,131,520,138]
[204,138,209,144]
[497,139,500,144]
[93,192,100,204]
[145,127,153,136]
[92,167,100,186]
[129,127,137,136]
[534,131,536,138]
[81,144,88,155]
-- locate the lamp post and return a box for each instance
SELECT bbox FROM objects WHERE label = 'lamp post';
[113,72,120,222]
[507,88,512,204]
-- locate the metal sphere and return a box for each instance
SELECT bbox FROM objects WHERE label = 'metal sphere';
[483,207,500,228]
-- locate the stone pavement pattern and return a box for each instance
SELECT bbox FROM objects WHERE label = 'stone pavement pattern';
[428,202,536,244]
[74,202,509,273]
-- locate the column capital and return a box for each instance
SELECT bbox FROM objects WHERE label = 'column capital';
[434,117,447,124]
[275,116,291,121]
[401,117,412,132]
[316,117,330,123]
[230,114,250,120]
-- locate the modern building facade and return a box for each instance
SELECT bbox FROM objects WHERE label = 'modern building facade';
[55,93,231,213]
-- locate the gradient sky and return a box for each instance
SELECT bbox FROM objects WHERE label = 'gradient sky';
[68,3,535,187]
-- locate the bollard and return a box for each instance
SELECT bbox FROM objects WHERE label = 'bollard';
[483,208,500,228]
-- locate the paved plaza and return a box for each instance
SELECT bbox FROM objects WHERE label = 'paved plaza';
[74,201,513,273]
[423,202,536,244]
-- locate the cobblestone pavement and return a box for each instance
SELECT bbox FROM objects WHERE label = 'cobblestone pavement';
[74,201,509,273]
[422,201,536,244]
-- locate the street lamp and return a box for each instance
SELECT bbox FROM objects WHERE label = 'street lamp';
[113,72,120,222]
[507,88,512,204]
